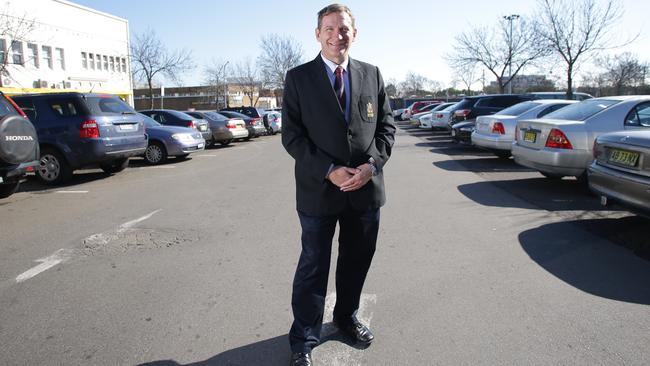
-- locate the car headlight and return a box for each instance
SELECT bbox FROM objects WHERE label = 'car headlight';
[171,133,195,142]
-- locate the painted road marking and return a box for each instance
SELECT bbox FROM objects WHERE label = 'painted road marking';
[15,249,74,283]
[55,190,88,194]
[134,166,177,169]
[15,210,162,283]
[196,154,217,157]
[320,292,377,366]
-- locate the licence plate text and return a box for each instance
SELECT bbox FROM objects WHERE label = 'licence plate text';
[609,149,640,168]
[523,131,537,143]
[118,124,135,131]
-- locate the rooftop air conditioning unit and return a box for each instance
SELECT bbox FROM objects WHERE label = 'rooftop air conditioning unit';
[64,81,71,88]
[40,80,48,88]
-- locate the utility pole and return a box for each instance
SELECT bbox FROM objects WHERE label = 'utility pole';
[503,14,519,94]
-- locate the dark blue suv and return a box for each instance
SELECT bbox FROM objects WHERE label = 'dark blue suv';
[12,93,147,185]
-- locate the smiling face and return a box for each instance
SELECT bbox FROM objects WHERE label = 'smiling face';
[316,11,357,64]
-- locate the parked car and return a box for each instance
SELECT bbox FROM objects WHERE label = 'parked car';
[12,92,147,185]
[471,100,578,158]
[138,109,211,142]
[392,108,406,121]
[450,94,533,125]
[218,110,265,138]
[430,102,459,130]
[220,106,266,133]
[401,100,439,120]
[511,96,650,181]
[588,130,650,217]
[139,113,204,164]
[213,112,249,141]
[263,111,282,134]
[0,93,39,198]
[418,102,456,129]
[184,110,234,146]
[524,91,593,101]
[450,121,477,145]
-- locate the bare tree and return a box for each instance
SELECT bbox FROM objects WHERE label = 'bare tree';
[204,59,231,109]
[234,57,260,107]
[400,71,430,96]
[600,52,647,95]
[446,16,548,93]
[451,63,479,95]
[535,0,635,99]
[0,7,35,87]
[257,34,303,105]
[130,30,193,109]
[385,78,398,98]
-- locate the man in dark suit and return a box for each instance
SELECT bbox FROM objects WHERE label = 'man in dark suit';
[281,4,396,366]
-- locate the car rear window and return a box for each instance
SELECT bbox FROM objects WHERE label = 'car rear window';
[453,98,478,110]
[205,111,228,121]
[543,99,619,121]
[84,96,136,115]
[497,101,541,116]
[167,110,195,120]
[0,97,19,117]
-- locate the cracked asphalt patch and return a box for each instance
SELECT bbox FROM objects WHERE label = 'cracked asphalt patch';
[82,228,200,256]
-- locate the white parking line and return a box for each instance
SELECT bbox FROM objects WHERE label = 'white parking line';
[15,249,74,283]
[55,190,88,194]
[196,154,217,157]
[134,165,177,169]
[320,292,377,366]
[15,210,161,283]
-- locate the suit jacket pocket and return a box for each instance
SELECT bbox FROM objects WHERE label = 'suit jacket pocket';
[358,96,377,123]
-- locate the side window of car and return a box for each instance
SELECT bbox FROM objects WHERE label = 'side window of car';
[475,97,492,108]
[14,99,37,121]
[49,100,80,117]
[625,102,650,127]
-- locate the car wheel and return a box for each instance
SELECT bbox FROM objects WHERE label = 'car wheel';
[220,139,232,146]
[37,147,73,185]
[0,182,20,199]
[494,151,512,159]
[244,136,251,141]
[100,158,129,174]
[540,172,563,180]
[144,142,167,165]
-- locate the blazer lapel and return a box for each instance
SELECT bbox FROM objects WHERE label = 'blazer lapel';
[307,55,347,126]
[348,58,365,123]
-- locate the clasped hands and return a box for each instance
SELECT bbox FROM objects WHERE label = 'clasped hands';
[327,163,373,192]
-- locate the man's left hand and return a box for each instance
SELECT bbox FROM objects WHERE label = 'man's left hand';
[339,163,373,192]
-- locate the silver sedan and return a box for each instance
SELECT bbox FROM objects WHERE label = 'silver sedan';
[589,130,650,217]
[471,99,577,158]
[511,96,650,180]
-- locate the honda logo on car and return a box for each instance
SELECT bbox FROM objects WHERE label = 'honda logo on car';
[5,135,34,141]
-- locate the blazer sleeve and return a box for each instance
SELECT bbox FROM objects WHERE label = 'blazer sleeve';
[366,67,396,170]
[281,69,334,180]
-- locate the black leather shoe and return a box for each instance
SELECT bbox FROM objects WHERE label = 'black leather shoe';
[333,318,374,344]
[290,352,312,366]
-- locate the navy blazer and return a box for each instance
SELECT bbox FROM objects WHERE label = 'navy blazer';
[282,55,396,215]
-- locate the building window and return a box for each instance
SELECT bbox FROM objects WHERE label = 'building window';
[103,55,108,70]
[81,52,87,68]
[11,41,23,65]
[56,48,64,70]
[95,53,101,70]
[27,43,39,68]
[89,53,95,70]
[121,58,126,72]
[41,45,52,69]
[0,39,5,64]
[109,56,115,71]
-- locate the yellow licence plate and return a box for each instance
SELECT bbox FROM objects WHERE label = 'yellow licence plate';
[523,131,537,143]
[609,149,640,167]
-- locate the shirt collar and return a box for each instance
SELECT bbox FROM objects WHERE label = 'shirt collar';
[320,53,349,74]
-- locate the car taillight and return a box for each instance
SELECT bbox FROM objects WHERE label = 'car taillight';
[252,117,261,126]
[187,121,197,129]
[226,120,237,129]
[80,119,100,138]
[491,122,505,135]
[545,128,573,149]
[5,96,29,119]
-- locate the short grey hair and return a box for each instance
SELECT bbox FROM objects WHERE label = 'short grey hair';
[317,4,355,30]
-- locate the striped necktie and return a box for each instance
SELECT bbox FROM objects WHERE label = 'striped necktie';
[334,66,346,111]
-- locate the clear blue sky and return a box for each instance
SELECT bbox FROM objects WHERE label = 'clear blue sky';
[72,0,648,89]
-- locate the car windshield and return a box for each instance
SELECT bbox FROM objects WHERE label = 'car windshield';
[543,99,620,121]
[85,96,136,115]
[139,114,161,127]
[497,101,541,116]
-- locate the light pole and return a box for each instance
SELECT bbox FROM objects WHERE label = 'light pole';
[503,14,519,94]
[219,61,230,109]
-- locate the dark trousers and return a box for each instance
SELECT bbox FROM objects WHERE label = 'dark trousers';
[289,207,380,353]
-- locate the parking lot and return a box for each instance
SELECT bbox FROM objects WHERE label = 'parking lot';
[1,126,649,365]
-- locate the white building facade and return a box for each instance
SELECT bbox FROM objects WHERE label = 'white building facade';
[0,0,132,103]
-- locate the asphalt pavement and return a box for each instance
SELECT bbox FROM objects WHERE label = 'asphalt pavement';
[1,126,648,366]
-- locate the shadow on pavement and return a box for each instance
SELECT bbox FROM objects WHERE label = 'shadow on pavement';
[16,171,110,193]
[519,218,650,304]
[457,177,613,212]
[434,157,534,173]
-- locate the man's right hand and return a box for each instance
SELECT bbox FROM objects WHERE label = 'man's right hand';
[327,165,360,187]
